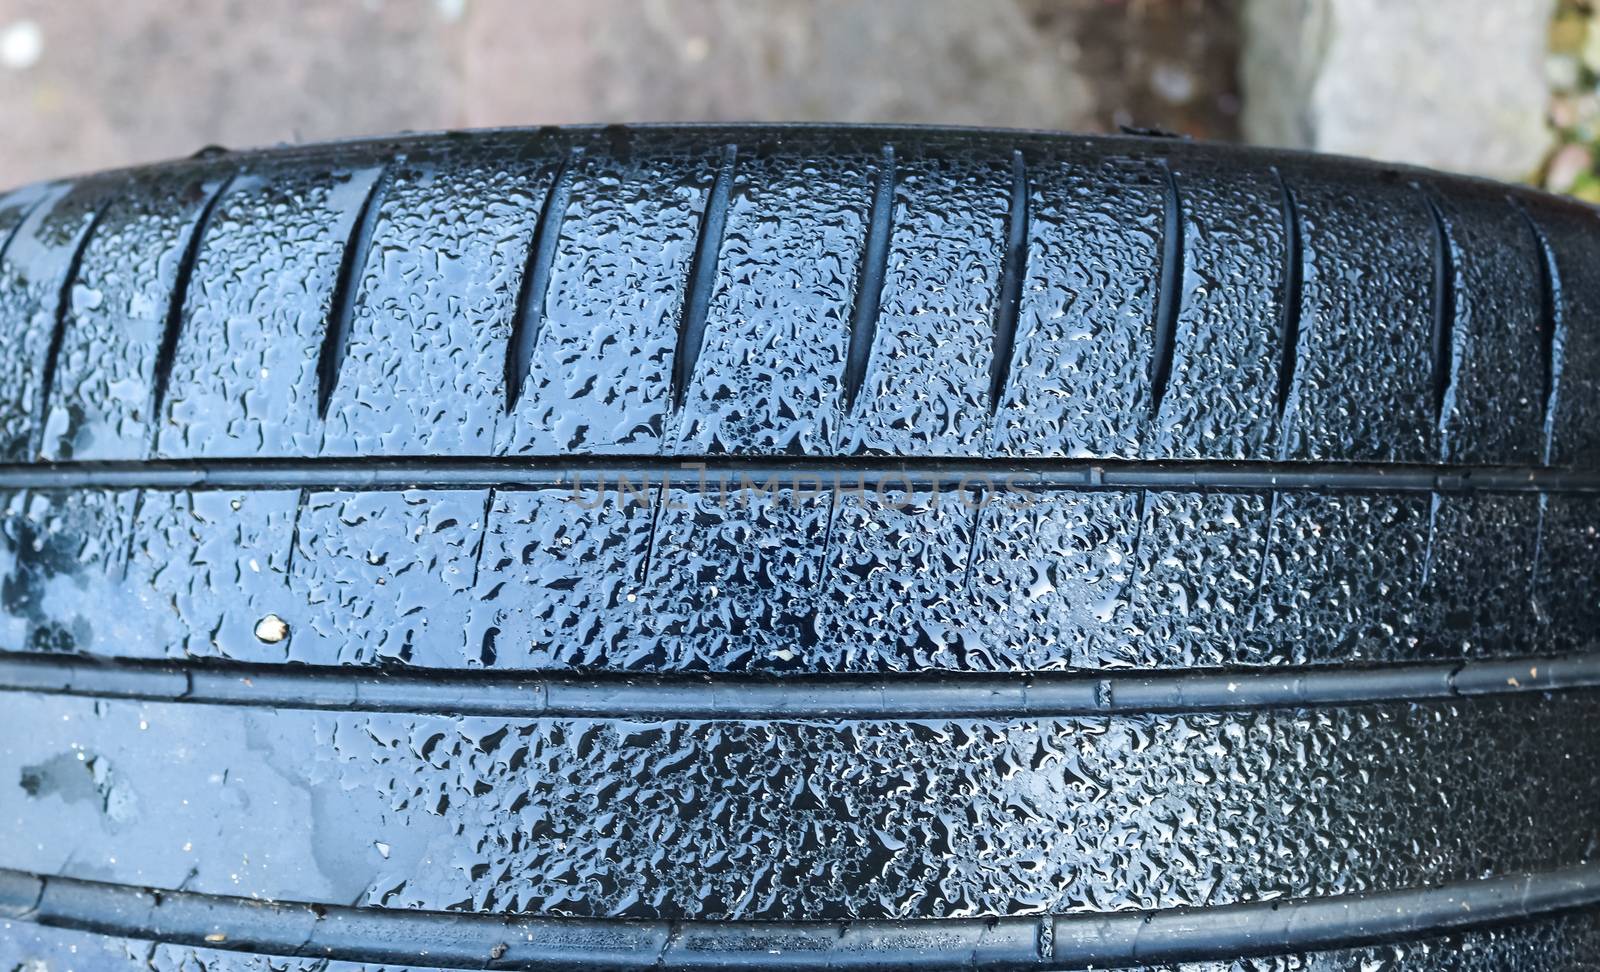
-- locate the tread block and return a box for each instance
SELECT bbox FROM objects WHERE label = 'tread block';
[124,490,302,662]
[993,152,1163,458]
[1276,166,1437,462]
[465,486,656,669]
[1252,493,1434,664]
[812,485,993,668]
[1419,494,1542,654]
[495,146,704,455]
[286,489,488,666]
[0,187,35,242]
[0,183,99,461]
[1534,198,1600,469]
[642,483,833,668]
[672,150,871,455]
[1537,494,1600,651]
[961,489,1141,670]
[0,489,138,657]
[1150,160,1287,459]
[39,168,230,461]
[835,149,1010,455]
[318,147,551,456]
[1118,490,1274,666]
[1431,187,1545,465]
[156,161,389,458]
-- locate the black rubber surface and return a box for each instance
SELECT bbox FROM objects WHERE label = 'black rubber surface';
[1,124,1599,969]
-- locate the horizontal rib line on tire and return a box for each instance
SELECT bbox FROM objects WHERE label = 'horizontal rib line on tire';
[0,456,1596,493]
[0,651,1591,720]
[2,865,1598,970]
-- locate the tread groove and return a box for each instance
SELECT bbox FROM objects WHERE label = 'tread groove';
[1531,491,1551,616]
[34,203,109,459]
[468,487,496,589]
[959,493,988,595]
[3,864,1599,970]
[0,456,1594,494]
[637,481,667,587]
[670,143,737,411]
[150,172,238,449]
[987,149,1029,414]
[504,149,579,411]
[842,144,896,413]
[1516,201,1564,465]
[1118,488,1150,602]
[283,487,305,578]
[1244,488,1283,635]
[1421,190,1459,446]
[1271,169,1305,455]
[1420,490,1442,586]
[1148,163,1185,419]
[118,488,145,576]
[814,489,842,593]
[316,164,392,419]
[1,648,1595,720]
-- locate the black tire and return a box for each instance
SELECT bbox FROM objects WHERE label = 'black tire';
[1,125,1599,970]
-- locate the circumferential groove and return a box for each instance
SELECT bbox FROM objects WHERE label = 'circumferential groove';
[505,148,580,412]
[151,172,238,445]
[5,863,1600,971]
[670,143,737,411]
[1271,169,1305,446]
[842,144,896,413]
[1148,163,1184,419]
[987,149,1029,414]
[1516,200,1564,465]
[316,164,392,419]
[1421,190,1458,440]
[2,649,1597,721]
[34,203,108,459]
[0,455,1595,494]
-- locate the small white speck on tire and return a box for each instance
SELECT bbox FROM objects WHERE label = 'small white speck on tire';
[254,614,289,643]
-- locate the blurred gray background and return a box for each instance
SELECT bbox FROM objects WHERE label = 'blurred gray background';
[0,0,1573,191]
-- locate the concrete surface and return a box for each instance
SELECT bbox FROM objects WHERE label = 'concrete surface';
[1241,0,1556,180]
[0,0,1241,188]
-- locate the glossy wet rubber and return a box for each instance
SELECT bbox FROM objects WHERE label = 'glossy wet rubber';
[0,125,1598,970]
